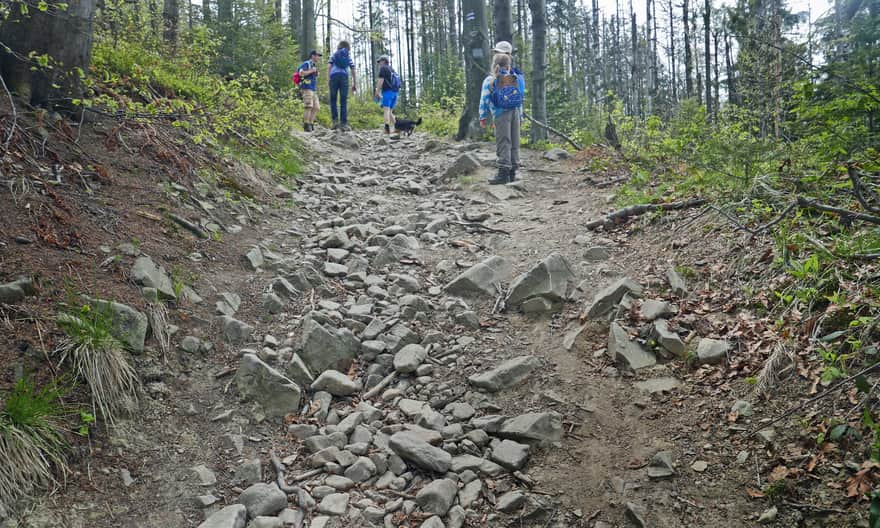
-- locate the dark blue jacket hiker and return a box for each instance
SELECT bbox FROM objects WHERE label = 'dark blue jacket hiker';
[327,41,357,131]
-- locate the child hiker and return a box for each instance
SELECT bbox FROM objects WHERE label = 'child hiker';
[297,49,322,132]
[374,55,402,138]
[479,52,525,185]
[327,40,357,131]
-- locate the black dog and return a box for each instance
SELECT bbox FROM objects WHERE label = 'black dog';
[394,117,422,136]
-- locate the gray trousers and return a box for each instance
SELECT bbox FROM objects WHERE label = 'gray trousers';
[494,109,520,170]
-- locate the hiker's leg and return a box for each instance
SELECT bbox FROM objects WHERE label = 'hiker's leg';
[495,111,513,170]
[339,76,349,125]
[511,111,521,168]
[329,76,339,124]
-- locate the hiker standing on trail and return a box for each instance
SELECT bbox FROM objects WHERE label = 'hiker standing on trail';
[374,55,401,138]
[297,49,322,132]
[480,52,525,185]
[328,40,357,131]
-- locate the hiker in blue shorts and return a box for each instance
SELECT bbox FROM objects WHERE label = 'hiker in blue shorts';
[373,55,402,138]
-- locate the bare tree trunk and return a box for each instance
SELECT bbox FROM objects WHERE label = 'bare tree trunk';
[456,0,489,140]
[693,5,701,104]
[494,0,513,44]
[325,0,331,55]
[703,0,712,119]
[149,0,161,35]
[187,0,193,29]
[202,0,211,23]
[0,0,97,110]
[713,28,720,112]
[218,0,232,24]
[368,0,378,81]
[163,0,179,48]
[646,0,653,114]
[301,0,315,60]
[724,27,736,104]
[528,0,547,141]
[629,7,638,116]
[668,0,676,101]
[274,0,281,22]
[289,0,301,46]
[447,0,459,58]
[683,0,692,97]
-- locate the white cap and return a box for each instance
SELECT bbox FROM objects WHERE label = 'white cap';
[492,41,514,54]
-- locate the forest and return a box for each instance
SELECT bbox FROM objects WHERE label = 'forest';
[1,0,880,525]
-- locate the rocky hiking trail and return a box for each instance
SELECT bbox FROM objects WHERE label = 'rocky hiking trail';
[18,128,790,528]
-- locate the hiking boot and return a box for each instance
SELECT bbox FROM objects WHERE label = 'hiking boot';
[390,134,401,141]
[509,166,517,182]
[306,123,314,132]
[341,123,351,132]
[303,122,310,132]
[488,168,511,185]
[383,124,390,135]
[331,121,340,130]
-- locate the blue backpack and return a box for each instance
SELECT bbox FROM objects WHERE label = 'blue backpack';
[388,70,402,92]
[492,71,524,109]
[331,49,350,68]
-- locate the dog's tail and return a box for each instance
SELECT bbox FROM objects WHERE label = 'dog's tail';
[415,118,423,125]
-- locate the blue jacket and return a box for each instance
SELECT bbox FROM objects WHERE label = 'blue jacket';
[479,68,525,121]
[297,60,318,90]
[329,48,355,77]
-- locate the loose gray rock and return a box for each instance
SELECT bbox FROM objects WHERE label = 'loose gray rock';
[543,147,570,161]
[633,377,680,394]
[647,451,676,479]
[444,256,510,298]
[490,439,530,471]
[651,319,685,357]
[388,431,452,473]
[696,338,730,365]
[640,299,675,321]
[584,277,642,319]
[261,293,285,314]
[244,247,264,270]
[608,323,656,370]
[298,317,359,376]
[459,480,482,508]
[237,483,287,518]
[420,517,445,528]
[196,505,247,528]
[192,464,216,486]
[83,297,149,353]
[393,344,427,373]
[234,354,302,418]
[416,478,457,516]
[496,491,526,513]
[221,316,254,345]
[498,412,563,445]
[666,267,688,297]
[311,370,361,396]
[317,493,349,516]
[505,253,575,310]
[626,502,649,528]
[438,153,481,182]
[468,356,540,392]
[0,276,36,304]
[131,256,176,299]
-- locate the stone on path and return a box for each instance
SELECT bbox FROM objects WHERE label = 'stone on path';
[131,256,176,299]
[666,267,688,297]
[647,451,676,480]
[83,296,149,353]
[543,147,570,161]
[317,493,349,516]
[393,344,427,374]
[505,253,575,311]
[608,323,656,370]
[467,356,540,392]
[496,491,526,513]
[0,276,36,304]
[640,299,675,321]
[437,153,481,183]
[490,439,530,471]
[298,317,359,375]
[633,377,680,394]
[244,247,264,270]
[197,505,246,528]
[237,483,288,518]
[235,354,302,418]
[444,256,510,298]
[416,478,458,516]
[221,315,254,345]
[696,338,730,365]
[498,412,563,445]
[584,277,642,319]
[651,319,685,357]
[310,370,360,396]
[388,431,452,473]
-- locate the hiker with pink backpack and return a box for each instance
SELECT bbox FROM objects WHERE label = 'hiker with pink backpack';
[295,49,322,132]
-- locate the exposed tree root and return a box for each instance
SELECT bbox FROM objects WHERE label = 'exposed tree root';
[585,198,707,230]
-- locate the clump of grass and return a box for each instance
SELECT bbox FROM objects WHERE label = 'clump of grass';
[0,376,70,512]
[55,304,140,424]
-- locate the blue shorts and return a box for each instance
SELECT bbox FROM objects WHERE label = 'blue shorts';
[381,90,398,109]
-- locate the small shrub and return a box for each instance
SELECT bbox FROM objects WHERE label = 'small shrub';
[55,305,140,423]
[0,376,70,512]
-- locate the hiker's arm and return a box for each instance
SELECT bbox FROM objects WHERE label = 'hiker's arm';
[478,79,492,125]
[350,69,357,92]
[374,78,383,97]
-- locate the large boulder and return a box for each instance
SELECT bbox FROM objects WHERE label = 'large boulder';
[131,256,176,299]
[608,323,656,370]
[468,356,540,392]
[234,354,302,418]
[444,256,510,298]
[505,253,575,311]
[583,277,642,319]
[298,317,359,375]
[498,412,563,445]
[388,431,452,473]
[83,297,149,353]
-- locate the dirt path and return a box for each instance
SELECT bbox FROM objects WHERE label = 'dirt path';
[18,129,776,528]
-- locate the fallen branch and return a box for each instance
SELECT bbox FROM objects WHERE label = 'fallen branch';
[797,196,880,226]
[362,371,396,400]
[0,73,17,155]
[585,198,707,230]
[167,212,209,239]
[522,112,583,151]
[746,361,880,438]
[269,449,301,494]
[848,166,880,215]
[449,220,510,235]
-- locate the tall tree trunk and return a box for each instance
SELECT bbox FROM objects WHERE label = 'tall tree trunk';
[494,0,513,44]
[187,0,193,29]
[703,0,712,119]
[668,0,676,101]
[202,0,210,23]
[693,4,701,104]
[630,7,638,116]
[646,0,653,114]
[274,0,281,22]
[325,0,331,55]
[218,0,232,24]
[455,0,489,140]
[406,0,417,102]
[0,0,97,109]
[289,0,301,47]
[683,0,692,97]
[528,0,547,141]
[713,28,720,112]
[149,0,161,35]
[301,0,315,60]
[447,0,459,58]
[723,27,736,104]
[163,0,179,48]
[368,0,378,81]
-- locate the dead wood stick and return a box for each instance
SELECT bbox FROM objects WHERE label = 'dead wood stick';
[269,449,302,494]
[362,371,396,400]
[449,220,511,235]
[585,198,707,230]
[746,361,880,438]
[797,196,880,226]
[522,112,583,151]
